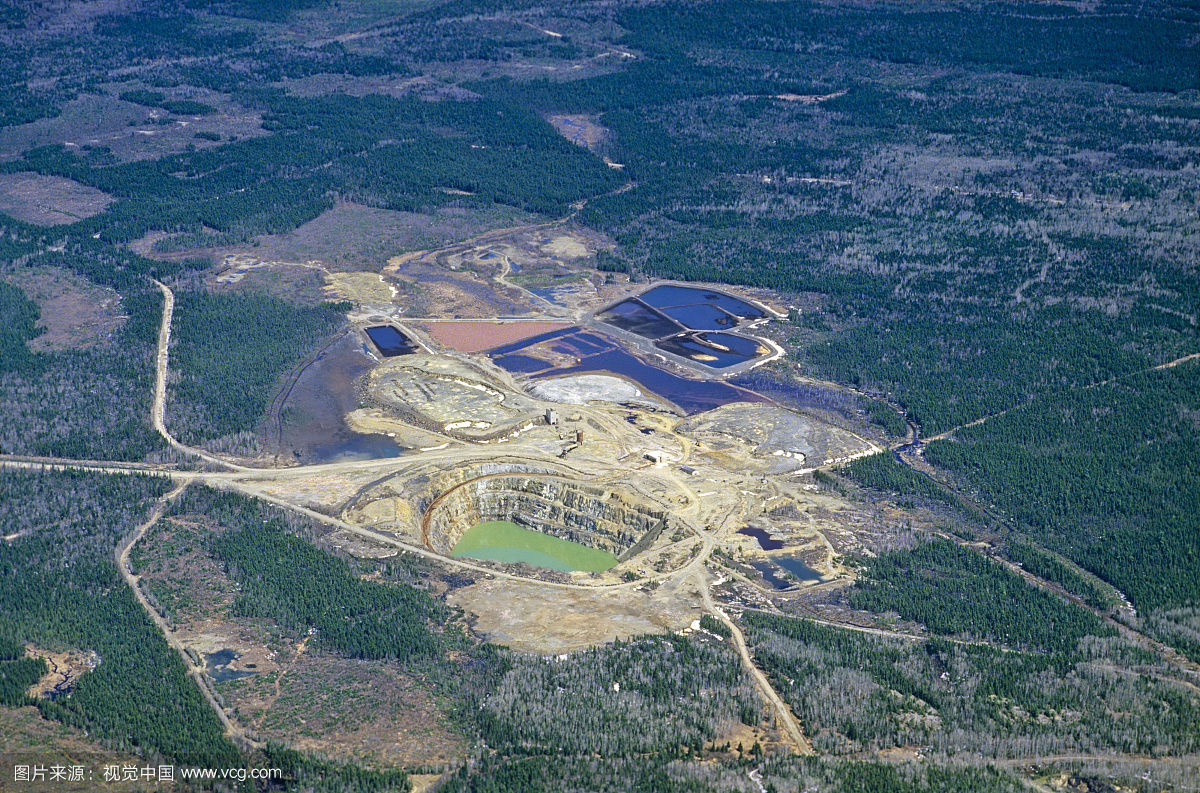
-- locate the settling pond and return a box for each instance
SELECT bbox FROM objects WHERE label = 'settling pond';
[365,325,418,356]
[489,327,766,414]
[595,284,772,370]
[451,520,618,573]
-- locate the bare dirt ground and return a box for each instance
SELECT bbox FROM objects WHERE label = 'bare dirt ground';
[381,224,617,319]
[0,172,112,225]
[448,577,700,655]
[225,648,466,768]
[2,266,126,351]
[324,270,399,305]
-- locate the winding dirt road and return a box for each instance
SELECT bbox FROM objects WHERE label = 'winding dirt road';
[151,280,253,472]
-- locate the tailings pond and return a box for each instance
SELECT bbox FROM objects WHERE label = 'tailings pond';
[595,284,772,371]
[270,331,404,463]
[654,331,768,368]
[637,284,767,321]
[489,327,765,414]
[451,520,618,572]
[365,325,418,356]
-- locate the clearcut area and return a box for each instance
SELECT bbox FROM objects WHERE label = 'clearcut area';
[451,520,619,573]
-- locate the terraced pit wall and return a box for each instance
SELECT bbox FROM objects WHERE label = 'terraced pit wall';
[426,475,668,560]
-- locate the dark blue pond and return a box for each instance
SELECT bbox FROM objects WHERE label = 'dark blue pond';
[655,332,760,368]
[573,331,613,348]
[538,348,762,414]
[659,302,739,330]
[490,327,766,414]
[493,353,552,374]
[775,556,822,582]
[750,560,793,590]
[700,332,764,357]
[738,526,785,550]
[365,325,418,356]
[637,285,766,320]
[558,334,609,355]
[488,327,576,356]
[596,299,681,339]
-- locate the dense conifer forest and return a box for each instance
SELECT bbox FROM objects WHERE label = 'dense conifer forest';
[167,292,349,445]
[0,470,237,766]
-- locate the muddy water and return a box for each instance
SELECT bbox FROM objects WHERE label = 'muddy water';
[270,331,404,463]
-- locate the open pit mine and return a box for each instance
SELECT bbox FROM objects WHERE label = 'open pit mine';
[224,254,886,657]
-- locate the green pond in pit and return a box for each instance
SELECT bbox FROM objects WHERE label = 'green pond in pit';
[451,520,618,573]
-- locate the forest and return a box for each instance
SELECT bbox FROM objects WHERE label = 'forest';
[848,538,1112,653]
[742,609,1200,757]
[925,361,1200,660]
[210,502,447,662]
[436,753,1025,793]
[839,452,959,510]
[167,291,349,446]
[0,277,165,460]
[0,470,238,767]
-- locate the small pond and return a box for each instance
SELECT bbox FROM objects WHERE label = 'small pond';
[204,649,257,683]
[774,556,822,582]
[365,325,418,356]
[750,560,793,590]
[738,526,785,551]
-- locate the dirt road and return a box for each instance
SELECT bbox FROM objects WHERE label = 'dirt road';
[115,482,259,750]
[151,280,253,472]
[698,574,813,755]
